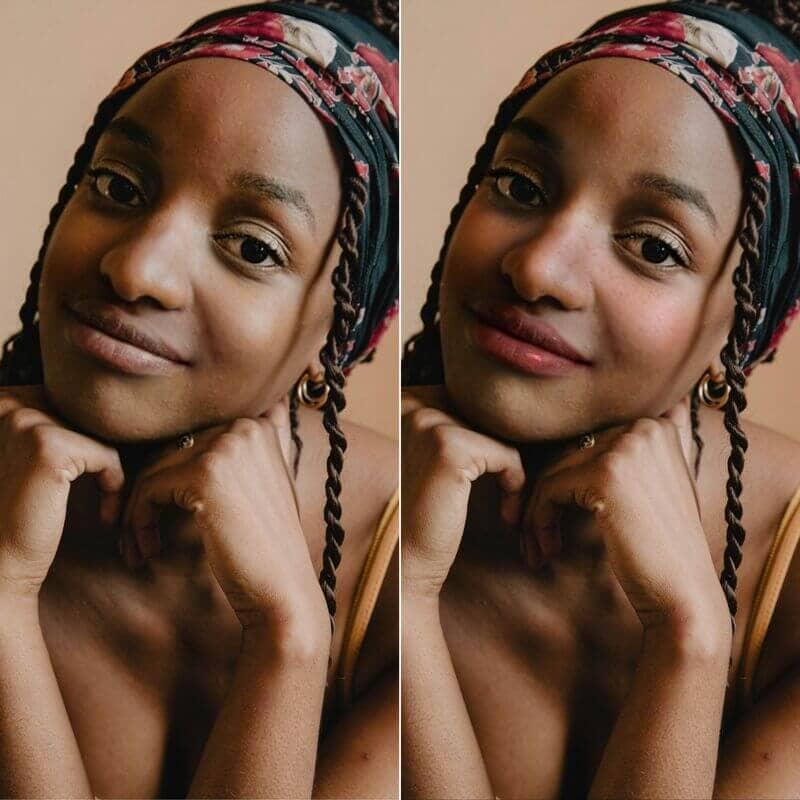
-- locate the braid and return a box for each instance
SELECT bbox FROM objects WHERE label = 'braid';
[719,175,767,645]
[0,92,129,387]
[289,384,303,478]
[690,386,704,479]
[318,174,366,634]
[402,94,523,386]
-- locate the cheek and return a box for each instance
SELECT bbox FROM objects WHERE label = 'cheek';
[195,273,332,403]
[599,281,706,369]
[40,198,108,291]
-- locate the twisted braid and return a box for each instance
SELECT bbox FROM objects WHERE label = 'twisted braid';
[318,174,366,634]
[402,95,523,386]
[719,175,767,640]
[289,385,303,478]
[690,387,704,479]
[0,92,130,387]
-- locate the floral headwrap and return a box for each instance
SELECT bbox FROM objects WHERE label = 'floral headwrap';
[508,1,800,372]
[110,2,398,373]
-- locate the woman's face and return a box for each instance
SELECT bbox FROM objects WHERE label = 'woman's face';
[39,58,344,443]
[440,57,746,442]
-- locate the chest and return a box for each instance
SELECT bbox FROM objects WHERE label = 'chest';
[38,568,243,798]
[440,531,776,800]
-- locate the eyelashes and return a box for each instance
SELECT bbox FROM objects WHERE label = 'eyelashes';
[86,165,289,272]
[486,166,547,207]
[87,167,145,207]
[212,232,288,269]
[485,164,691,270]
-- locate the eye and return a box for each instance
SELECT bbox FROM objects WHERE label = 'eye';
[87,167,144,207]
[487,167,547,207]
[616,231,689,269]
[213,231,288,269]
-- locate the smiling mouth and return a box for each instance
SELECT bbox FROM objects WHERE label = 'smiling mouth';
[467,302,591,376]
[64,305,188,377]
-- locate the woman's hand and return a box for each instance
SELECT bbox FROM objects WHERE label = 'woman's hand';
[521,397,729,634]
[120,399,329,643]
[402,385,526,599]
[0,385,125,599]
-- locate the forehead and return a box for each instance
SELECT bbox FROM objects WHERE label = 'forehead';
[504,57,745,224]
[101,57,342,211]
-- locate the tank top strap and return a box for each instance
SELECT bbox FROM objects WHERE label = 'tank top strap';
[735,480,800,712]
[336,487,399,709]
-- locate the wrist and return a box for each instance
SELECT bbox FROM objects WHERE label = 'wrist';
[240,602,331,665]
[402,551,446,602]
[0,576,41,609]
[642,603,732,666]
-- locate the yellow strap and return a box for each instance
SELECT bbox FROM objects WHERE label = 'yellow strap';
[736,482,800,711]
[336,487,399,709]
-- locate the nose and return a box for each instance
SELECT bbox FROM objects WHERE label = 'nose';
[98,210,192,310]
[500,209,594,311]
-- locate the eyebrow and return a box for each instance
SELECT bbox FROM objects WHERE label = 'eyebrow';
[231,172,316,230]
[102,119,315,230]
[504,118,719,231]
[104,116,160,153]
[634,173,719,230]
[505,117,563,154]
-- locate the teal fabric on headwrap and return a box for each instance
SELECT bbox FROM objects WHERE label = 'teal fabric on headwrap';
[507,1,800,372]
[109,2,399,373]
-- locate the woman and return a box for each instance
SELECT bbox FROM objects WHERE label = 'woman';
[0,2,398,797]
[403,1,800,798]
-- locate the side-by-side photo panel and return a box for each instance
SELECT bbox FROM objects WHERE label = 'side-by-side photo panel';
[1,2,398,798]
[402,1,800,798]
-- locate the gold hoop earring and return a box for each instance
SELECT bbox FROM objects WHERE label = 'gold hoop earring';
[697,370,730,409]
[296,371,329,409]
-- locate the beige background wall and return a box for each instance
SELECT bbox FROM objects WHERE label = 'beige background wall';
[402,0,800,441]
[0,0,397,440]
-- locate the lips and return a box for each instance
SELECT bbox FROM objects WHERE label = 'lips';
[67,299,190,364]
[469,300,592,365]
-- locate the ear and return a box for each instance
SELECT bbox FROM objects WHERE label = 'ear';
[707,359,726,382]
[302,358,325,383]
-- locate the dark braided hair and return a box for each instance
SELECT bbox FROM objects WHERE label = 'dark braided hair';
[401,12,785,649]
[1,0,395,639]
[0,90,134,387]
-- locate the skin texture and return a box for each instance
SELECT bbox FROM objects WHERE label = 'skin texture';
[439,57,746,442]
[0,57,398,799]
[39,58,344,443]
[403,57,800,799]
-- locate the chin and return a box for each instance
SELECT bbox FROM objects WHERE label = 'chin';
[43,368,184,444]
[444,367,594,445]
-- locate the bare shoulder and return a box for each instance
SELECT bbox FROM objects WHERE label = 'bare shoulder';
[697,404,800,526]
